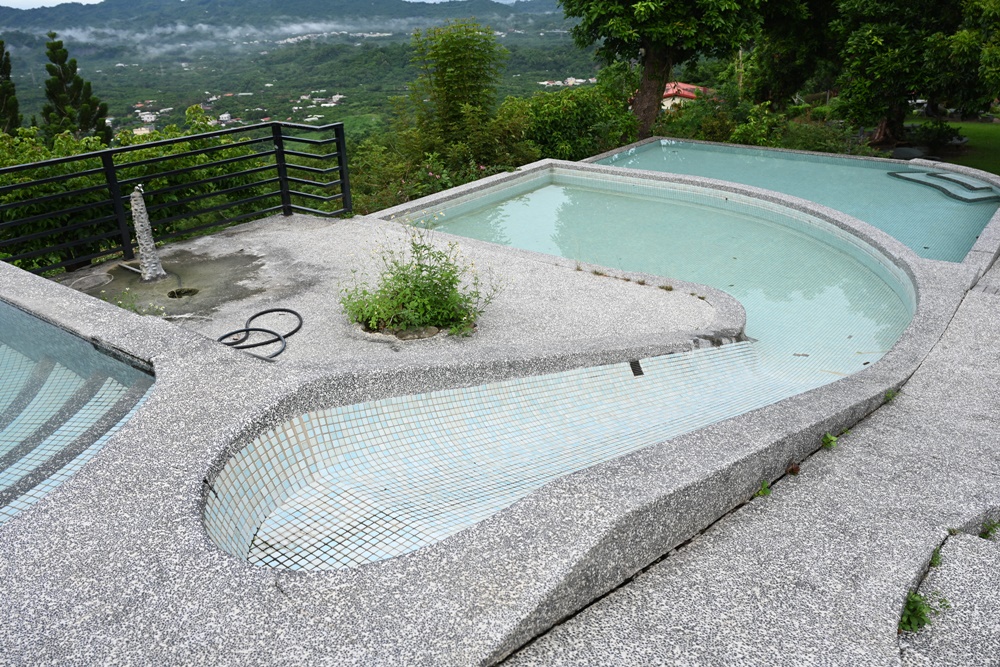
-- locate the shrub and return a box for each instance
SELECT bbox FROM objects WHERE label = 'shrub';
[340,230,495,335]
[907,119,962,152]
[494,85,637,161]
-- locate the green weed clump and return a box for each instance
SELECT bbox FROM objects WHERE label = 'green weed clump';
[754,479,772,498]
[340,231,494,336]
[899,591,950,633]
[980,519,1000,540]
[822,433,838,450]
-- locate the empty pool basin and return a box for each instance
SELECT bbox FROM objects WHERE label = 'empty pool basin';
[204,167,915,571]
[0,299,154,525]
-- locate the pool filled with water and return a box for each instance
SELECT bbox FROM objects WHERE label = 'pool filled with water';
[597,140,1000,262]
[0,300,153,525]
[204,169,916,571]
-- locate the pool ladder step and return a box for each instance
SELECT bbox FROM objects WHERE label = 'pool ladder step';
[0,354,138,518]
[888,171,1000,203]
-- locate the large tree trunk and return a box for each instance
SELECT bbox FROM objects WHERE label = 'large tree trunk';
[871,104,907,146]
[633,44,673,139]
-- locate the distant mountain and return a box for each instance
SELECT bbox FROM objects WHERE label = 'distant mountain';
[0,0,562,30]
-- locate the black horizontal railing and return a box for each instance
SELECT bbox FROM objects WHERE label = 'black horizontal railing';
[0,121,351,273]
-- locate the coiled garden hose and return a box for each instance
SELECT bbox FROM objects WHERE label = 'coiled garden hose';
[217,308,303,359]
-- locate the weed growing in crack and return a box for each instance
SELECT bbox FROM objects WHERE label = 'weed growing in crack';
[822,433,838,450]
[980,519,1000,540]
[899,591,951,633]
[754,479,771,498]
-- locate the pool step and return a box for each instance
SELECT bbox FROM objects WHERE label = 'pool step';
[0,376,138,509]
[0,362,85,455]
[888,171,1000,203]
[0,344,42,416]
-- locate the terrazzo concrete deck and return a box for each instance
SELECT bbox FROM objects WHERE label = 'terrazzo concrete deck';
[61,213,738,378]
[505,286,1000,666]
[0,155,998,665]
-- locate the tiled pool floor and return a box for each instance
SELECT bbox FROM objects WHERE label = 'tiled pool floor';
[235,343,820,569]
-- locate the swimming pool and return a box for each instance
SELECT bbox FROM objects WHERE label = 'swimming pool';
[205,167,913,570]
[596,139,1000,262]
[0,299,154,525]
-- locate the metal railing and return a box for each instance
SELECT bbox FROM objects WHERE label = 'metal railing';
[0,121,351,273]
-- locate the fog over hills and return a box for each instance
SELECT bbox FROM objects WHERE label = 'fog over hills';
[0,0,560,31]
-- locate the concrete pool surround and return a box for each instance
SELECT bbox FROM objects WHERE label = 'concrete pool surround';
[0,149,997,664]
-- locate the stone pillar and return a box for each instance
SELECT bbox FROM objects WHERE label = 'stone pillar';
[130,185,168,282]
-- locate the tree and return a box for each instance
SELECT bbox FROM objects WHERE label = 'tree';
[39,32,111,146]
[408,20,508,145]
[559,0,763,138]
[0,40,20,135]
[748,0,841,108]
[834,0,967,144]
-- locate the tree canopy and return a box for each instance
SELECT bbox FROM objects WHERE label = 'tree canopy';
[39,32,111,146]
[559,0,763,137]
[0,40,20,135]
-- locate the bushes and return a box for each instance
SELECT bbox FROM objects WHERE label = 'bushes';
[495,86,637,161]
[340,231,494,335]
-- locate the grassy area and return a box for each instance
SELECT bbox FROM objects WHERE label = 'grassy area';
[943,120,1000,176]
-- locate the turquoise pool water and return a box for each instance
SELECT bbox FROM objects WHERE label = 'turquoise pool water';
[0,300,153,525]
[597,140,1000,262]
[206,170,914,570]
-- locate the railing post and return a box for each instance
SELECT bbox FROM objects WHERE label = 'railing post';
[272,123,293,216]
[334,123,352,215]
[102,152,134,260]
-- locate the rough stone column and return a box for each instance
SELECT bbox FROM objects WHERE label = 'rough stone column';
[130,184,168,282]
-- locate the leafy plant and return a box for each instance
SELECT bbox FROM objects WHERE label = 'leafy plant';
[980,519,1000,540]
[885,389,899,402]
[822,432,838,450]
[899,591,951,633]
[340,230,495,336]
[755,479,772,497]
[930,546,942,567]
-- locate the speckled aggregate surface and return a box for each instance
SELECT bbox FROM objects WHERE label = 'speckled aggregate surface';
[506,289,1000,667]
[0,155,998,665]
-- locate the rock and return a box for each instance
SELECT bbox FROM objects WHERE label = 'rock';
[395,326,439,340]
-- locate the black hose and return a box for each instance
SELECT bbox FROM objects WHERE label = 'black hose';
[217,308,302,359]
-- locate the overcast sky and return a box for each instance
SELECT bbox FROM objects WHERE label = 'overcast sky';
[0,0,103,7]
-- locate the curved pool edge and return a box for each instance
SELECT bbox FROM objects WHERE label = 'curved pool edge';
[586,136,1000,279]
[0,163,989,665]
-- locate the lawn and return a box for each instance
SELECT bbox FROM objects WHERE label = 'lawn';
[943,120,1000,176]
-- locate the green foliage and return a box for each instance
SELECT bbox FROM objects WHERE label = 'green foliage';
[40,32,111,146]
[409,20,508,144]
[899,592,934,632]
[930,546,942,567]
[899,591,950,633]
[1,106,273,272]
[730,102,787,146]
[0,126,108,270]
[754,479,772,497]
[822,432,838,450]
[113,106,272,238]
[0,40,20,134]
[907,119,962,152]
[341,231,494,336]
[494,85,636,160]
[980,519,1000,540]
[558,0,763,137]
[885,388,899,402]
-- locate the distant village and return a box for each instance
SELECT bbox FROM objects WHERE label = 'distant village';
[124,88,348,135]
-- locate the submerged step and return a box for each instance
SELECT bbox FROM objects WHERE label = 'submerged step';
[888,171,1000,203]
[930,171,995,191]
